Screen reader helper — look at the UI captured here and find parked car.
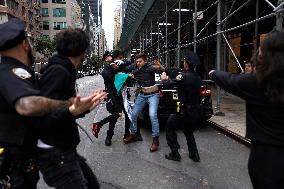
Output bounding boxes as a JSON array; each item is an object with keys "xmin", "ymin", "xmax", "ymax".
[{"xmin": 127, "ymin": 68, "xmax": 213, "ymax": 128}]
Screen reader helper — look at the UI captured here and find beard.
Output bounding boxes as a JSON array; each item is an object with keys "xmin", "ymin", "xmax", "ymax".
[
  {"xmin": 28, "ymin": 48, "xmax": 35, "ymax": 65},
  {"xmin": 81, "ymin": 56, "xmax": 85, "ymax": 64}
]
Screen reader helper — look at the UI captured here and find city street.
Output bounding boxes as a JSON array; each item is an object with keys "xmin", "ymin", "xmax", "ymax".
[{"xmin": 39, "ymin": 75, "xmax": 252, "ymax": 189}]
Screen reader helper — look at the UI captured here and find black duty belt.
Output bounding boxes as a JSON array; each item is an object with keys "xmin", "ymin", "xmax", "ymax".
[
  {"xmin": 38, "ymin": 147, "xmax": 76, "ymax": 159},
  {"xmin": 139, "ymin": 91, "xmax": 159, "ymax": 95},
  {"xmin": 185, "ymin": 105, "xmax": 198, "ymax": 109}
]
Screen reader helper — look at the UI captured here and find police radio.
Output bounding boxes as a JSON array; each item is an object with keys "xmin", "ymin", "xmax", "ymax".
[
  {"xmin": 0, "ymin": 148, "xmax": 5, "ymax": 175},
  {"xmin": 0, "ymin": 147, "xmax": 11, "ymax": 189}
]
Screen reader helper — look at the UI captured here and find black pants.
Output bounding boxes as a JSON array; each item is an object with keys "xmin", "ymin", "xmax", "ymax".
[
  {"xmin": 38, "ymin": 148, "xmax": 100, "ymax": 189},
  {"xmin": 166, "ymin": 110, "xmax": 199, "ymax": 153},
  {"xmin": 1, "ymin": 148, "xmax": 39, "ymax": 189},
  {"xmin": 248, "ymin": 142, "xmax": 284, "ymax": 189},
  {"xmin": 2, "ymin": 169, "xmax": 39, "ymax": 189},
  {"xmin": 98, "ymin": 102, "xmax": 139, "ymax": 138}
]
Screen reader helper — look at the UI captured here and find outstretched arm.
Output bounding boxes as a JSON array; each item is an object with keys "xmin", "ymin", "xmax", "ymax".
[
  {"xmin": 152, "ymin": 60, "xmax": 165, "ymax": 73},
  {"xmin": 15, "ymin": 96, "xmax": 71, "ymax": 117}
]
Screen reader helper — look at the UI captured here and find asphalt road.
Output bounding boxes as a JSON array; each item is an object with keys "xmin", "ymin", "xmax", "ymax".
[{"xmin": 38, "ymin": 75, "xmax": 252, "ymax": 189}]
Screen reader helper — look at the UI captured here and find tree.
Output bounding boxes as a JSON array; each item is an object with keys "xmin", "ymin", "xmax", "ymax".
[
  {"xmin": 90, "ymin": 54, "xmax": 103, "ymax": 72},
  {"xmin": 113, "ymin": 45, "xmax": 122, "ymax": 51},
  {"xmin": 34, "ymin": 36, "xmax": 56, "ymax": 58}
]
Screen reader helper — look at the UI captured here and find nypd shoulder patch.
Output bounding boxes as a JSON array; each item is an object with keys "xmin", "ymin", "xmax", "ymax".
[
  {"xmin": 176, "ymin": 74, "xmax": 183, "ymax": 81},
  {"xmin": 12, "ymin": 68, "xmax": 32, "ymax": 79}
]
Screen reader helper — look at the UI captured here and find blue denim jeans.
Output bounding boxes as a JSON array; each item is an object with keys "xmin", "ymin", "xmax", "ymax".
[{"xmin": 130, "ymin": 93, "xmax": 160, "ymax": 137}]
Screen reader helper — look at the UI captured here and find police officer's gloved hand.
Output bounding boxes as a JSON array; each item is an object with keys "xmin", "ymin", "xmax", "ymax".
[{"xmin": 114, "ymin": 60, "xmax": 125, "ymax": 66}]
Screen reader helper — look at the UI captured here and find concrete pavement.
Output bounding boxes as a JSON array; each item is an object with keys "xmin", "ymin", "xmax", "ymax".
[{"xmin": 38, "ymin": 75, "xmax": 252, "ymax": 189}]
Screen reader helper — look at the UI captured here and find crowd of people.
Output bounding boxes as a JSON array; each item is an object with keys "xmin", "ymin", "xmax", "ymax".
[{"xmin": 0, "ymin": 18, "xmax": 283, "ymax": 189}]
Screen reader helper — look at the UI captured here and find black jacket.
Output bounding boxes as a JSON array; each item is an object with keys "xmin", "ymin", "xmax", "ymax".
[
  {"xmin": 37, "ymin": 55, "xmax": 80, "ymax": 149},
  {"xmin": 101, "ymin": 64, "xmax": 123, "ymax": 113},
  {"xmin": 128, "ymin": 63, "xmax": 163, "ymax": 87},
  {"xmin": 162, "ymin": 70, "xmax": 202, "ymax": 106},
  {"xmin": 211, "ymin": 71, "xmax": 284, "ymax": 146}
]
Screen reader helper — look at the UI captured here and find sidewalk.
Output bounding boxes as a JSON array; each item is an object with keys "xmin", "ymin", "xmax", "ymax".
[{"xmin": 209, "ymin": 89, "xmax": 249, "ymax": 141}]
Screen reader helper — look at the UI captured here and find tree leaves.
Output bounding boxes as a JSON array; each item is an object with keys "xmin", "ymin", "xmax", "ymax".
[{"xmin": 34, "ymin": 36, "xmax": 56, "ymax": 58}]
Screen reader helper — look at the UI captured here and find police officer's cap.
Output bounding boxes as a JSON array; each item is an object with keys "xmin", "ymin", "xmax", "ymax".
[
  {"xmin": 184, "ymin": 51, "xmax": 201, "ymax": 66},
  {"xmin": 0, "ymin": 18, "xmax": 26, "ymax": 51},
  {"xmin": 102, "ymin": 51, "xmax": 113, "ymax": 61}
]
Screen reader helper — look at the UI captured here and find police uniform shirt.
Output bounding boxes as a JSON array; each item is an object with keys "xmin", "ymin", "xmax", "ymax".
[
  {"xmin": 0, "ymin": 56, "xmax": 40, "ymax": 113},
  {"xmin": 0, "ymin": 56, "xmax": 39, "ymax": 147},
  {"xmin": 162, "ymin": 70, "xmax": 202, "ymax": 106}
]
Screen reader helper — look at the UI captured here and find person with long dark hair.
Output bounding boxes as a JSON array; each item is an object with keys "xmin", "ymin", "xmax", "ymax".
[{"xmin": 209, "ymin": 31, "xmax": 284, "ymax": 189}]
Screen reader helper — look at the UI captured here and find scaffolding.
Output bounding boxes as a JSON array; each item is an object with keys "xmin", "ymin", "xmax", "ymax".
[{"xmin": 119, "ymin": 0, "xmax": 284, "ymax": 115}]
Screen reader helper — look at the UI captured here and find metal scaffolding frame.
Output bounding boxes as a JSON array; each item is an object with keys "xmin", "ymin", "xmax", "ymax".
[{"xmin": 119, "ymin": 0, "xmax": 284, "ymax": 115}]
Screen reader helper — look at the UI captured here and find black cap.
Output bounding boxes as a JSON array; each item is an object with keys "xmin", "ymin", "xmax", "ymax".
[
  {"xmin": 0, "ymin": 18, "xmax": 26, "ymax": 51},
  {"xmin": 102, "ymin": 51, "xmax": 113, "ymax": 61},
  {"xmin": 184, "ymin": 51, "xmax": 201, "ymax": 66}
]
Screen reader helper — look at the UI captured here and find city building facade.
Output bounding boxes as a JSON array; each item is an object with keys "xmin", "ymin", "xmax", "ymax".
[
  {"xmin": 113, "ymin": 4, "xmax": 122, "ymax": 47},
  {"xmin": 41, "ymin": 0, "xmax": 82, "ymax": 38},
  {"xmin": 0, "ymin": 0, "xmax": 41, "ymax": 38},
  {"xmin": 98, "ymin": 28, "xmax": 106, "ymax": 56},
  {"xmin": 82, "ymin": 0, "xmax": 98, "ymax": 25}
]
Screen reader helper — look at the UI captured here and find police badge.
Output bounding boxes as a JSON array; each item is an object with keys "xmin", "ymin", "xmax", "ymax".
[{"xmin": 12, "ymin": 68, "xmax": 32, "ymax": 79}]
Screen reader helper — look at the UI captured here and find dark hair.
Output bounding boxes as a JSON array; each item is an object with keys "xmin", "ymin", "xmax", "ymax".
[
  {"xmin": 55, "ymin": 28, "xmax": 90, "ymax": 57},
  {"xmin": 255, "ymin": 31, "xmax": 284, "ymax": 103},
  {"xmin": 112, "ymin": 50, "xmax": 124, "ymax": 59},
  {"xmin": 135, "ymin": 53, "xmax": 147, "ymax": 61}
]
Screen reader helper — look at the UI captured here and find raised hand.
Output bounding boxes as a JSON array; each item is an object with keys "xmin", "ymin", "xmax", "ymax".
[
  {"xmin": 69, "ymin": 89, "xmax": 108, "ymax": 116},
  {"xmin": 89, "ymin": 90, "xmax": 108, "ymax": 110}
]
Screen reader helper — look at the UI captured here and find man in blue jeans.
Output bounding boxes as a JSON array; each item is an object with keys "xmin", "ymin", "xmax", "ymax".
[{"xmin": 123, "ymin": 53, "xmax": 165, "ymax": 152}]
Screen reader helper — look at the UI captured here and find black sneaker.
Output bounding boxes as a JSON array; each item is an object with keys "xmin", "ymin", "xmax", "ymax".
[
  {"xmin": 165, "ymin": 151, "xmax": 181, "ymax": 162},
  {"xmin": 105, "ymin": 136, "xmax": 112, "ymax": 146},
  {"xmin": 189, "ymin": 150, "xmax": 200, "ymax": 162}
]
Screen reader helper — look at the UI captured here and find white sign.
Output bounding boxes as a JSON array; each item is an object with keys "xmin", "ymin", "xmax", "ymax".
[{"xmin": 193, "ymin": 11, "xmax": 204, "ymax": 20}]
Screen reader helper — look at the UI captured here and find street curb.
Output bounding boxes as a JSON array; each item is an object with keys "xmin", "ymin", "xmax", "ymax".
[{"xmin": 207, "ymin": 120, "xmax": 251, "ymax": 147}]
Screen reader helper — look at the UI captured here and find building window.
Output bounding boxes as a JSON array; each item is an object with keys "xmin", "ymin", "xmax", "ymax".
[
  {"xmin": 43, "ymin": 21, "xmax": 49, "ymax": 30},
  {"xmin": 42, "ymin": 8, "xmax": 49, "ymax": 17},
  {"xmin": 28, "ymin": 11, "xmax": 33, "ymax": 21},
  {"xmin": 6, "ymin": 0, "xmax": 19, "ymax": 11},
  {"xmin": 29, "ymin": 24, "xmax": 33, "ymax": 32},
  {"xmin": 42, "ymin": 0, "xmax": 48, "ymax": 3},
  {"xmin": 53, "ymin": 22, "xmax": 66, "ymax": 30},
  {"xmin": 53, "ymin": 8, "xmax": 66, "ymax": 17},
  {"xmin": 52, "ymin": 0, "xmax": 66, "ymax": 4},
  {"xmin": 27, "ymin": 0, "xmax": 32, "ymax": 8}
]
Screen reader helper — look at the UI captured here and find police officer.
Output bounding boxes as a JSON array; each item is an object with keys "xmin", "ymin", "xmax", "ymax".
[
  {"xmin": 0, "ymin": 19, "xmax": 85, "ymax": 189},
  {"xmin": 161, "ymin": 52, "xmax": 202, "ymax": 162},
  {"xmin": 37, "ymin": 28, "xmax": 107, "ymax": 189}
]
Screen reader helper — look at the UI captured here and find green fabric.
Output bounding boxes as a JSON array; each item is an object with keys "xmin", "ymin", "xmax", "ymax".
[{"xmin": 114, "ymin": 73, "xmax": 129, "ymax": 94}]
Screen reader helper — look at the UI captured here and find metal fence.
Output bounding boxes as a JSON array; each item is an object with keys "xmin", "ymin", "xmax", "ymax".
[{"xmin": 119, "ymin": 0, "xmax": 284, "ymax": 114}]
